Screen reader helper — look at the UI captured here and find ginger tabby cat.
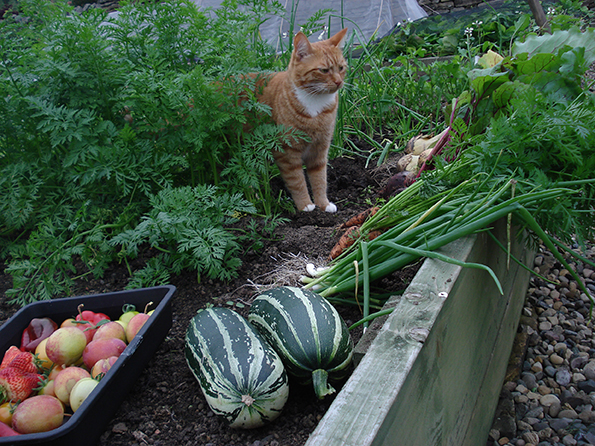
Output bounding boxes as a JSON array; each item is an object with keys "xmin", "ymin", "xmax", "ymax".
[{"xmin": 254, "ymin": 28, "xmax": 348, "ymax": 212}]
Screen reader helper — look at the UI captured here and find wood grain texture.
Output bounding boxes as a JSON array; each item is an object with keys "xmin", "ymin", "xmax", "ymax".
[{"xmin": 307, "ymin": 219, "xmax": 533, "ymax": 446}]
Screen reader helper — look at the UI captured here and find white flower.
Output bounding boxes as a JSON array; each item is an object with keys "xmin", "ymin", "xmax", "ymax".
[
  {"xmin": 473, "ymin": 20, "xmax": 483, "ymax": 26},
  {"xmin": 464, "ymin": 27, "xmax": 474, "ymax": 37},
  {"xmin": 547, "ymin": 6, "xmax": 557, "ymax": 15},
  {"xmin": 317, "ymin": 25, "xmax": 328, "ymax": 40}
]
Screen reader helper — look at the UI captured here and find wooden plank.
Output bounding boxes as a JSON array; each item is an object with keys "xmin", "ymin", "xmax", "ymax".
[{"xmin": 306, "ymin": 219, "xmax": 533, "ymax": 446}]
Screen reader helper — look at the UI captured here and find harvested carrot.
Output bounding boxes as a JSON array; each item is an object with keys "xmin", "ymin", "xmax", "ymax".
[
  {"xmin": 367, "ymin": 230, "xmax": 383, "ymax": 241},
  {"xmin": 329, "ymin": 227, "xmax": 385, "ymax": 260},
  {"xmin": 329, "ymin": 226, "xmax": 360, "ymax": 260},
  {"xmin": 331, "ymin": 207, "xmax": 385, "ymax": 259},
  {"xmin": 340, "ymin": 207, "xmax": 380, "ymax": 229}
]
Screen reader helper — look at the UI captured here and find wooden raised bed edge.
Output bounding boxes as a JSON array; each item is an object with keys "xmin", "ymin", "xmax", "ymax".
[{"xmin": 307, "ymin": 218, "xmax": 534, "ymax": 446}]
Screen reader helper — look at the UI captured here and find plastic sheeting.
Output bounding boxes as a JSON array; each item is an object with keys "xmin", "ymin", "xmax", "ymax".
[{"xmin": 192, "ymin": 0, "xmax": 427, "ymax": 48}]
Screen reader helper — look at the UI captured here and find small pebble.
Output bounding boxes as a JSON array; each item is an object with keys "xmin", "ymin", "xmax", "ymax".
[
  {"xmin": 572, "ymin": 372, "xmax": 586, "ymax": 383},
  {"xmin": 556, "ymin": 369, "xmax": 572, "ymax": 386},
  {"xmin": 522, "ymin": 432, "xmax": 539, "ymax": 444},
  {"xmin": 524, "ymin": 374, "xmax": 539, "ymax": 389},
  {"xmin": 549, "ymin": 401, "xmax": 561, "ymax": 417},
  {"xmin": 539, "ymin": 394, "xmax": 560, "ymax": 407},
  {"xmin": 557, "ymin": 409, "xmax": 578, "ymax": 419},
  {"xmin": 539, "ymin": 321, "xmax": 552, "ymax": 331},
  {"xmin": 550, "ymin": 354, "xmax": 564, "ymax": 365},
  {"xmin": 578, "ymin": 379, "xmax": 595, "ymax": 393},
  {"xmin": 583, "ymin": 361, "xmax": 595, "ymax": 380}
]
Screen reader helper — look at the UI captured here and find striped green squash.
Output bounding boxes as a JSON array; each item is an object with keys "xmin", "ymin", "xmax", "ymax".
[
  {"xmin": 184, "ymin": 307, "xmax": 289, "ymax": 429},
  {"xmin": 248, "ymin": 286, "xmax": 353, "ymax": 399}
]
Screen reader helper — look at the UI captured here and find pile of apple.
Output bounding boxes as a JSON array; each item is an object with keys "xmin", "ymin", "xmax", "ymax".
[{"xmin": 0, "ymin": 303, "xmax": 153, "ymax": 436}]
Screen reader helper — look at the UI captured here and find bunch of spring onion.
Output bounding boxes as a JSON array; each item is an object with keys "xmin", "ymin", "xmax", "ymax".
[{"xmin": 302, "ymin": 160, "xmax": 595, "ymax": 328}]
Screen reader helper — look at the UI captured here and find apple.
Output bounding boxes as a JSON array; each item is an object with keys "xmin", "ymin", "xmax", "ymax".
[
  {"xmin": 125, "ymin": 313, "xmax": 150, "ymax": 343},
  {"xmin": 60, "ymin": 318, "xmax": 78, "ymax": 328},
  {"xmin": 60, "ymin": 317, "xmax": 96, "ymax": 343},
  {"xmin": 92, "ymin": 321, "xmax": 127, "ymax": 343},
  {"xmin": 118, "ymin": 309, "xmax": 138, "ymax": 326},
  {"xmin": 69, "ymin": 377, "xmax": 99, "ymax": 412},
  {"xmin": 47, "ymin": 363, "xmax": 66, "ymax": 381},
  {"xmin": 116, "ymin": 320, "xmax": 128, "ymax": 331},
  {"xmin": 54, "ymin": 366, "xmax": 91, "ymax": 406},
  {"xmin": 11, "ymin": 395, "xmax": 64, "ymax": 434},
  {"xmin": 35, "ymin": 337, "xmax": 54, "ymax": 370},
  {"xmin": 37, "ymin": 379, "xmax": 56, "ymax": 398},
  {"xmin": 82, "ymin": 338, "xmax": 126, "ymax": 369},
  {"xmin": 91, "ymin": 356, "xmax": 118, "ymax": 379},
  {"xmin": 45, "ymin": 327, "xmax": 88, "ymax": 366}
]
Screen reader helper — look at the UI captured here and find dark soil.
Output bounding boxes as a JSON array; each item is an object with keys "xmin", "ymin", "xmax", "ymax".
[{"xmin": 0, "ymin": 153, "xmax": 421, "ymax": 446}]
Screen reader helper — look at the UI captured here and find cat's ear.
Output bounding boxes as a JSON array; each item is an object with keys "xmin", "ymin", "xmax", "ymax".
[
  {"xmin": 293, "ymin": 32, "xmax": 314, "ymax": 61},
  {"xmin": 327, "ymin": 28, "xmax": 348, "ymax": 49}
]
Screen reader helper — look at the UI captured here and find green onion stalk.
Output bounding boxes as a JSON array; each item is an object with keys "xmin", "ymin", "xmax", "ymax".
[{"xmin": 303, "ymin": 164, "xmax": 595, "ymax": 327}]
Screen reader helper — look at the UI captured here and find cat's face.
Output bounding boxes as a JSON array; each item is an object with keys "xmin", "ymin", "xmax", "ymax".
[{"xmin": 289, "ymin": 29, "xmax": 348, "ymax": 95}]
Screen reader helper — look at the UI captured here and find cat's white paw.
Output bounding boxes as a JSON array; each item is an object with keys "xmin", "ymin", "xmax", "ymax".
[
  {"xmin": 302, "ymin": 204, "xmax": 316, "ymax": 212},
  {"xmin": 324, "ymin": 203, "xmax": 337, "ymax": 213}
]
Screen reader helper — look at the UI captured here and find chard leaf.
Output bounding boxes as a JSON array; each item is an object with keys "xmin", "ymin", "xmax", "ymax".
[
  {"xmin": 470, "ymin": 72, "xmax": 509, "ymax": 100},
  {"xmin": 513, "ymin": 52, "xmax": 559, "ymax": 75},
  {"xmin": 512, "ymin": 27, "xmax": 595, "ymax": 66},
  {"xmin": 492, "ymin": 81, "xmax": 522, "ymax": 109}
]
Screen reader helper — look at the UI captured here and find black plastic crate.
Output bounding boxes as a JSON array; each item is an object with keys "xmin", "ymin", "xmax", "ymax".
[{"xmin": 0, "ymin": 285, "xmax": 176, "ymax": 445}]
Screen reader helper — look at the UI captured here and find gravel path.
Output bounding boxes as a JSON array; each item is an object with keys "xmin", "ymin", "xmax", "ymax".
[{"xmin": 488, "ymin": 241, "xmax": 595, "ymax": 446}]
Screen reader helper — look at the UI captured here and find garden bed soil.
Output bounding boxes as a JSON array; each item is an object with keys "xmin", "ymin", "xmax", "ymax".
[{"xmin": 0, "ymin": 152, "xmax": 421, "ymax": 446}]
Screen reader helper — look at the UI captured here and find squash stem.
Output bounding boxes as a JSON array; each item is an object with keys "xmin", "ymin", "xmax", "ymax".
[{"xmin": 312, "ymin": 369, "xmax": 336, "ymax": 399}]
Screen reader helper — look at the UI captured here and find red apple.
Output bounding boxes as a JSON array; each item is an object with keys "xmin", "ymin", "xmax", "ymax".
[
  {"xmin": 125, "ymin": 313, "xmax": 150, "ymax": 343},
  {"xmin": 92, "ymin": 321, "xmax": 127, "ymax": 343},
  {"xmin": 82, "ymin": 338, "xmax": 126, "ymax": 369},
  {"xmin": 54, "ymin": 366, "xmax": 90, "ymax": 405},
  {"xmin": 45, "ymin": 327, "xmax": 88, "ymax": 366},
  {"xmin": 12, "ymin": 395, "xmax": 64, "ymax": 434},
  {"xmin": 91, "ymin": 356, "xmax": 119, "ymax": 379}
]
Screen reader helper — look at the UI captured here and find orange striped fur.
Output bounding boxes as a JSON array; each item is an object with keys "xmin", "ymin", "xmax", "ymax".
[{"xmin": 253, "ymin": 28, "xmax": 348, "ymax": 212}]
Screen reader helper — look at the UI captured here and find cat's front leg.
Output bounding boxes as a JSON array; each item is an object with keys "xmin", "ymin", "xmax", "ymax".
[
  {"xmin": 288, "ymin": 172, "xmax": 316, "ymax": 212},
  {"xmin": 305, "ymin": 160, "xmax": 337, "ymax": 213},
  {"xmin": 275, "ymin": 158, "xmax": 316, "ymax": 211}
]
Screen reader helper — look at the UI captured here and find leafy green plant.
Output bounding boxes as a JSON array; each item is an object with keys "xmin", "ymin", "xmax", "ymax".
[
  {"xmin": 1, "ymin": 0, "xmax": 593, "ymax": 308},
  {"xmin": 336, "ymin": 38, "xmax": 469, "ymax": 156},
  {"xmin": 5, "ymin": 202, "xmax": 133, "ymax": 305},
  {"xmin": 111, "ymin": 185, "xmax": 256, "ymax": 285},
  {"xmin": 0, "ymin": 0, "xmax": 293, "ymax": 303},
  {"xmin": 306, "ymin": 25, "xmax": 595, "ymax": 326}
]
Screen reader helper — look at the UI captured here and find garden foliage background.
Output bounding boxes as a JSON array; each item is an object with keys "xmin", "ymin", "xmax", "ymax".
[{"xmin": 0, "ymin": 0, "xmax": 594, "ymax": 310}]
